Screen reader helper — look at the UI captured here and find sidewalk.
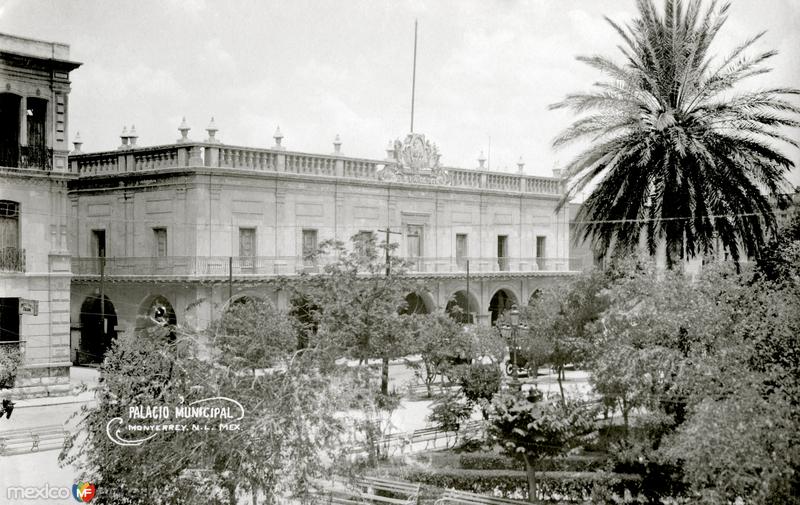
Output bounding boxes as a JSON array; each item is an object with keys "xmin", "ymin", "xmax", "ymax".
[{"xmin": 13, "ymin": 366, "xmax": 99, "ymax": 409}]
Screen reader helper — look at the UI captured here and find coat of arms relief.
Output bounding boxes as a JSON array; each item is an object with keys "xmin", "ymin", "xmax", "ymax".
[{"xmin": 378, "ymin": 133, "xmax": 450, "ymax": 184}]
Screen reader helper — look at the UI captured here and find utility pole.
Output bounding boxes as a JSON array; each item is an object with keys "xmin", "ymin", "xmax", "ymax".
[
  {"xmin": 228, "ymin": 256, "xmax": 233, "ymax": 302},
  {"xmin": 465, "ymin": 259, "xmax": 470, "ymax": 323},
  {"xmin": 375, "ymin": 226, "xmax": 403, "ymax": 396},
  {"xmin": 377, "ymin": 227, "xmax": 403, "ymax": 276}
]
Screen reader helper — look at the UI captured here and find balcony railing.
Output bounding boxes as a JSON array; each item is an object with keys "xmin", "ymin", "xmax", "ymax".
[
  {"xmin": 0, "ymin": 144, "xmax": 52, "ymax": 170},
  {"xmin": 0, "ymin": 247, "xmax": 25, "ymax": 272},
  {"xmin": 71, "ymin": 255, "xmax": 583, "ymax": 277},
  {"xmin": 70, "ymin": 143, "xmax": 563, "ymax": 195}
]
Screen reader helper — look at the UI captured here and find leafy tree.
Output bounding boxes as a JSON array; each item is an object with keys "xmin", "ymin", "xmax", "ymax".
[
  {"xmin": 406, "ymin": 313, "xmax": 469, "ymax": 397},
  {"xmin": 60, "ymin": 324, "xmax": 359, "ymax": 504},
  {"xmin": 428, "ymin": 392, "xmax": 473, "ymax": 446},
  {"xmin": 585, "ymin": 257, "xmax": 800, "ymax": 502},
  {"xmin": 214, "ymin": 297, "xmax": 296, "ymax": 373},
  {"xmin": 289, "ymin": 234, "xmax": 416, "ymax": 395},
  {"xmin": 488, "ymin": 390, "xmax": 597, "ymax": 502},
  {"xmin": 552, "ymin": 0, "xmax": 800, "ymax": 267},
  {"xmin": 454, "ymin": 363, "xmax": 502, "ymax": 419}
]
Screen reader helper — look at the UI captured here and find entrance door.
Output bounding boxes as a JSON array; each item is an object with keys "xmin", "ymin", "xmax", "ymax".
[{"xmin": 0, "ymin": 297, "xmax": 19, "ymax": 343}]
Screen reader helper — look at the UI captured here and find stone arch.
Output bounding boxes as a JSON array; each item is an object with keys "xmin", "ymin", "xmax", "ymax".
[
  {"xmin": 78, "ymin": 294, "xmax": 118, "ymax": 365},
  {"xmin": 220, "ymin": 293, "xmax": 270, "ymax": 316},
  {"xmin": 489, "ymin": 288, "xmax": 519, "ymax": 326},
  {"xmin": 137, "ymin": 294, "xmax": 178, "ymax": 341},
  {"xmin": 445, "ymin": 289, "xmax": 480, "ymax": 324},
  {"xmin": 400, "ymin": 291, "xmax": 435, "ymax": 315}
]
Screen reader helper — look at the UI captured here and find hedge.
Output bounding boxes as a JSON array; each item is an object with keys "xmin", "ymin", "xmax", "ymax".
[
  {"xmin": 396, "ymin": 467, "xmax": 641, "ymax": 502},
  {"xmin": 458, "ymin": 453, "xmax": 606, "ymax": 472}
]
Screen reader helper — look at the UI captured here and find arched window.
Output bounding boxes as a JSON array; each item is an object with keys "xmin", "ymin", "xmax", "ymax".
[{"xmin": 0, "ymin": 93, "xmax": 21, "ymax": 168}]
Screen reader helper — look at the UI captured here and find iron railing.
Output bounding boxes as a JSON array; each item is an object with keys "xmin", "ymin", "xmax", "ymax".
[
  {"xmin": 0, "ymin": 145, "xmax": 52, "ymax": 170},
  {"xmin": 71, "ymin": 255, "xmax": 584, "ymax": 277},
  {"xmin": 0, "ymin": 247, "xmax": 25, "ymax": 272}
]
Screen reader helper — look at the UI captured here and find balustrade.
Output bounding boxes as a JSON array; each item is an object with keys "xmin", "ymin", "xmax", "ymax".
[{"xmin": 70, "ymin": 142, "xmax": 563, "ymax": 196}]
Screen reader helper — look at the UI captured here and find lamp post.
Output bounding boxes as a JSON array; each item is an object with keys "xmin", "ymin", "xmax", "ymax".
[{"xmin": 500, "ymin": 303, "xmax": 526, "ymax": 391}]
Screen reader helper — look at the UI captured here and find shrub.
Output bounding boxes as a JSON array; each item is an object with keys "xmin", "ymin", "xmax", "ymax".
[
  {"xmin": 428, "ymin": 392, "xmax": 472, "ymax": 432},
  {"xmin": 458, "ymin": 452, "xmax": 604, "ymax": 472},
  {"xmin": 456, "ymin": 363, "xmax": 502, "ymax": 418},
  {"xmin": 396, "ymin": 467, "xmax": 641, "ymax": 502},
  {"xmin": 0, "ymin": 344, "xmax": 23, "ymax": 389}
]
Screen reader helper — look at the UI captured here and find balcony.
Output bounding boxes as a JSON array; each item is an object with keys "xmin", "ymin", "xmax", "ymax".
[
  {"xmin": 0, "ymin": 145, "xmax": 52, "ymax": 170},
  {"xmin": 0, "ymin": 247, "xmax": 25, "ymax": 272},
  {"xmin": 71, "ymin": 255, "xmax": 584, "ymax": 279}
]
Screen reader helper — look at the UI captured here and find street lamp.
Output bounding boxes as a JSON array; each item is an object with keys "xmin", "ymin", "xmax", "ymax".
[{"xmin": 500, "ymin": 303, "xmax": 527, "ymax": 390}]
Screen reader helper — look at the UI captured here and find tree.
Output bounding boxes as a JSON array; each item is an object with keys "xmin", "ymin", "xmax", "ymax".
[
  {"xmin": 406, "ymin": 313, "xmax": 469, "ymax": 397},
  {"xmin": 552, "ymin": 0, "xmax": 800, "ymax": 267},
  {"xmin": 289, "ymin": 234, "xmax": 416, "ymax": 396},
  {"xmin": 488, "ymin": 391, "xmax": 597, "ymax": 502},
  {"xmin": 60, "ymin": 324, "xmax": 359, "ymax": 504},
  {"xmin": 214, "ymin": 297, "xmax": 296, "ymax": 373}
]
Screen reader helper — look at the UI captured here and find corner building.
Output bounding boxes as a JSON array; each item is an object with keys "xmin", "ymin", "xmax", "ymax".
[
  {"xmin": 0, "ymin": 33, "xmax": 81, "ymax": 395},
  {"xmin": 68, "ymin": 125, "xmax": 583, "ymax": 363}
]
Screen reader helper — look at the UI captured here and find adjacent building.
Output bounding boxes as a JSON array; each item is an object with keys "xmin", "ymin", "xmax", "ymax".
[{"xmin": 0, "ymin": 33, "xmax": 81, "ymax": 395}]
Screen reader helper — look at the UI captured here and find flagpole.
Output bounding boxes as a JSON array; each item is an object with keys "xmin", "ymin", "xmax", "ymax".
[{"xmin": 410, "ymin": 19, "xmax": 418, "ymax": 133}]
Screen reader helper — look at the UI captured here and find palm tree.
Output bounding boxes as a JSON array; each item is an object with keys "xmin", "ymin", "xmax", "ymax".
[{"xmin": 552, "ymin": 0, "xmax": 800, "ymax": 267}]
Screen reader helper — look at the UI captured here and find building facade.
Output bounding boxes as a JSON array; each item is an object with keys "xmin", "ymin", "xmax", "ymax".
[
  {"xmin": 67, "ymin": 126, "xmax": 580, "ymax": 364},
  {"xmin": 0, "ymin": 33, "xmax": 81, "ymax": 395}
]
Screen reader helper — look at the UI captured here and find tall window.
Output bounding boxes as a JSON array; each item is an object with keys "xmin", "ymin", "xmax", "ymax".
[
  {"xmin": 239, "ymin": 228, "xmax": 256, "ymax": 257},
  {"xmin": 497, "ymin": 235, "xmax": 508, "ymax": 271},
  {"xmin": 91, "ymin": 229, "xmax": 106, "ymax": 258},
  {"xmin": 153, "ymin": 228, "xmax": 167, "ymax": 257},
  {"xmin": 536, "ymin": 235, "xmax": 546, "ymax": 270},
  {"xmin": 0, "ymin": 201, "xmax": 21, "ymax": 271},
  {"xmin": 0, "ymin": 93, "xmax": 21, "ymax": 168},
  {"xmin": 239, "ymin": 228, "xmax": 256, "ymax": 271},
  {"xmin": 456, "ymin": 233, "xmax": 468, "ymax": 270},
  {"xmin": 406, "ymin": 225, "xmax": 423, "ymax": 271},
  {"xmin": 302, "ymin": 229, "xmax": 318, "ymax": 266}
]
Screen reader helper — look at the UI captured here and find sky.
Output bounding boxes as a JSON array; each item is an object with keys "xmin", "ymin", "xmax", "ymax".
[{"xmin": 1, "ymin": 0, "xmax": 799, "ymax": 185}]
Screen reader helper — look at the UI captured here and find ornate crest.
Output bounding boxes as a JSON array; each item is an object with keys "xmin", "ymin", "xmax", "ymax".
[{"xmin": 378, "ymin": 133, "xmax": 449, "ymax": 185}]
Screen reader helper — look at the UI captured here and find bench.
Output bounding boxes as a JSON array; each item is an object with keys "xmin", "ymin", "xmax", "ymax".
[
  {"xmin": 0, "ymin": 424, "xmax": 70, "ymax": 456},
  {"xmin": 315, "ymin": 476, "xmax": 420, "ymax": 505},
  {"xmin": 435, "ymin": 489, "xmax": 527, "ymax": 505}
]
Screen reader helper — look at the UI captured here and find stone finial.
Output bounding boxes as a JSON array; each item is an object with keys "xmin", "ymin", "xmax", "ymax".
[
  {"xmin": 552, "ymin": 168, "xmax": 564, "ymax": 179},
  {"xmin": 385, "ymin": 140, "xmax": 395, "ymax": 160},
  {"xmin": 119, "ymin": 126, "xmax": 129, "ymax": 150},
  {"xmin": 71, "ymin": 132, "xmax": 83, "ymax": 154},
  {"xmin": 273, "ymin": 126, "xmax": 285, "ymax": 150},
  {"xmin": 128, "ymin": 124, "xmax": 138, "ymax": 147},
  {"xmin": 333, "ymin": 134, "xmax": 342, "ymax": 154},
  {"xmin": 477, "ymin": 150, "xmax": 486, "ymax": 169},
  {"xmin": 206, "ymin": 117, "xmax": 219, "ymax": 143},
  {"xmin": 517, "ymin": 156, "xmax": 525, "ymax": 173},
  {"xmin": 177, "ymin": 117, "xmax": 191, "ymax": 143}
]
